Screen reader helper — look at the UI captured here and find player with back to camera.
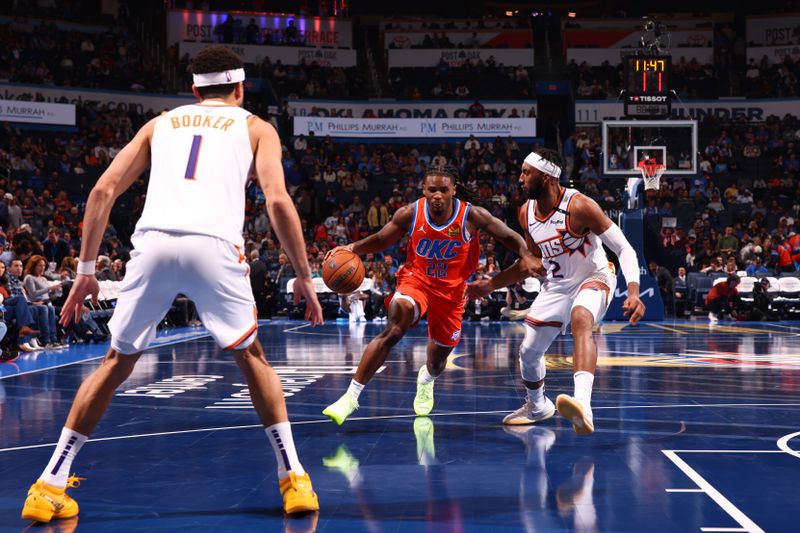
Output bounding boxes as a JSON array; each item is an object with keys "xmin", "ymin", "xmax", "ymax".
[
  {"xmin": 322, "ymin": 164, "xmax": 543, "ymax": 425},
  {"xmin": 21, "ymin": 45, "xmax": 323, "ymax": 523},
  {"xmin": 467, "ymin": 149, "xmax": 645, "ymax": 434}
]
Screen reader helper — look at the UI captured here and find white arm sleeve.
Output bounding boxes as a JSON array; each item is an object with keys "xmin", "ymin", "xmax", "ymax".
[{"xmin": 599, "ymin": 223, "xmax": 640, "ymax": 286}]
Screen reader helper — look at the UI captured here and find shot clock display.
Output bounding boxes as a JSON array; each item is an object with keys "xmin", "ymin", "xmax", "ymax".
[
  {"xmin": 625, "ymin": 55, "xmax": 670, "ymax": 96},
  {"xmin": 623, "ymin": 55, "xmax": 672, "ymax": 118}
]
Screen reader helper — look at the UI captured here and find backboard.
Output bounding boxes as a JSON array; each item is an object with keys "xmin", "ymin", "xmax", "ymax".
[{"xmin": 601, "ymin": 120, "xmax": 697, "ymax": 176}]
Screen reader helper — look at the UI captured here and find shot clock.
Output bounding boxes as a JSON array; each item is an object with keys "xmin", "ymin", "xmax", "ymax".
[{"xmin": 623, "ymin": 55, "xmax": 672, "ymax": 118}]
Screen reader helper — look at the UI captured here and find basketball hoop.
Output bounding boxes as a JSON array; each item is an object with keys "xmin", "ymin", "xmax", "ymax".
[{"xmin": 639, "ymin": 163, "xmax": 666, "ymax": 191}]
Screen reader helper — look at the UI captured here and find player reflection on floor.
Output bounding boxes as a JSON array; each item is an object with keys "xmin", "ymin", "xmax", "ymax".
[
  {"xmin": 323, "ymin": 418, "xmax": 464, "ymax": 532},
  {"xmin": 504, "ymin": 426, "xmax": 597, "ymax": 533}
]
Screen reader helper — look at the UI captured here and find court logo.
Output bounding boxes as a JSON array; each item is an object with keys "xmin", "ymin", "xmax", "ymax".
[{"xmin": 117, "ymin": 375, "xmax": 224, "ymax": 399}]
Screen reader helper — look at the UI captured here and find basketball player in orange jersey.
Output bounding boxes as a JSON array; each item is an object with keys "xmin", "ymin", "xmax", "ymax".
[
  {"xmin": 322, "ymin": 164, "xmax": 543, "ymax": 425},
  {"xmin": 468, "ymin": 149, "xmax": 645, "ymax": 435},
  {"xmin": 21, "ymin": 46, "xmax": 322, "ymax": 523}
]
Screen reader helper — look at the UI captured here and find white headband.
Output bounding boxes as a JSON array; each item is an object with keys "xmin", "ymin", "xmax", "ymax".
[
  {"xmin": 524, "ymin": 152, "xmax": 562, "ymax": 178},
  {"xmin": 192, "ymin": 68, "xmax": 245, "ymax": 87}
]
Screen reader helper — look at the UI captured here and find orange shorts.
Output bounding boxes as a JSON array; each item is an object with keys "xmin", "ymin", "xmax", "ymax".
[{"xmin": 391, "ymin": 276, "xmax": 464, "ymax": 347}]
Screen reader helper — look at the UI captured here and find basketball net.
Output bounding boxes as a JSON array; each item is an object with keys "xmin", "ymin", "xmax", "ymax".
[{"xmin": 639, "ymin": 163, "xmax": 666, "ymax": 191}]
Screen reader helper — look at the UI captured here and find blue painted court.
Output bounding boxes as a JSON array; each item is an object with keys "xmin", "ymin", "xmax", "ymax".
[{"xmin": 2, "ymin": 320, "xmax": 799, "ymax": 532}]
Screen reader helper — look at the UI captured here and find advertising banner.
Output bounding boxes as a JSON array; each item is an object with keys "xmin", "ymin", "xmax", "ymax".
[
  {"xmin": 746, "ymin": 45, "xmax": 800, "ymax": 64},
  {"xmin": 293, "ymin": 117, "xmax": 536, "ymax": 138},
  {"xmin": 575, "ymin": 98, "xmax": 800, "ymax": 124},
  {"xmin": 0, "ymin": 83, "xmax": 194, "ymax": 114},
  {"xmin": 287, "ymin": 99, "xmax": 537, "ymax": 119},
  {"xmin": 562, "ymin": 18, "xmax": 711, "ymax": 30},
  {"xmin": 167, "ymin": 9, "xmax": 353, "ymax": 48},
  {"xmin": 567, "ymin": 47, "xmax": 712, "ymax": 67},
  {"xmin": 0, "ymin": 100, "xmax": 75, "ymax": 125},
  {"xmin": 746, "ymin": 14, "xmax": 800, "ymax": 46},
  {"xmin": 179, "ymin": 42, "xmax": 356, "ymax": 67},
  {"xmin": 563, "ymin": 29, "xmax": 712, "ymax": 49},
  {"xmin": 387, "ymin": 48, "xmax": 533, "ymax": 68},
  {"xmin": 384, "ymin": 30, "xmax": 531, "ymax": 49}
]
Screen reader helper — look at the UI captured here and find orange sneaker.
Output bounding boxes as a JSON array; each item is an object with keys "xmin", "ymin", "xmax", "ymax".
[
  {"xmin": 279, "ymin": 471, "xmax": 319, "ymax": 514},
  {"xmin": 21, "ymin": 475, "xmax": 84, "ymax": 523}
]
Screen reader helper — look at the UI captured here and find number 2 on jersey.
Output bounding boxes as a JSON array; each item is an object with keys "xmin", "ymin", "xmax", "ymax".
[{"xmin": 184, "ymin": 135, "xmax": 202, "ymax": 180}]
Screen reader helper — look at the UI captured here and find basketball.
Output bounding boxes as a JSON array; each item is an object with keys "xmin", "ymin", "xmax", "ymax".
[{"xmin": 322, "ymin": 249, "xmax": 365, "ymax": 294}]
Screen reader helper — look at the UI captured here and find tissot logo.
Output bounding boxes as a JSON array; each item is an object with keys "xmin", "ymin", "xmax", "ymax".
[{"xmin": 630, "ymin": 95, "xmax": 669, "ymax": 103}]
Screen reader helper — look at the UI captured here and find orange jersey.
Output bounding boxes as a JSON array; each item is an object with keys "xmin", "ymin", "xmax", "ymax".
[{"xmin": 398, "ymin": 197, "xmax": 479, "ymax": 299}]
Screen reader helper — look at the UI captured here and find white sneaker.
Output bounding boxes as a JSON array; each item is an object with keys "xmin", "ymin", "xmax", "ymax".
[
  {"xmin": 29, "ymin": 338, "xmax": 44, "ymax": 350},
  {"xmin": 708, "ymin": 312, "xmax": 719, "ymax": 323},
  {"xmin": 503, "ymin": 396, "xmax": 556, "ymax": 425},
  {"xmin": 556, "ymin": 394, "xmax": 594, "ymax": 435}
]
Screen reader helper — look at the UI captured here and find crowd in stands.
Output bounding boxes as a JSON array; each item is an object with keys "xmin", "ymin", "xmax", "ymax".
[
  {"xmin": 382, "ymin": 17, "xmax": 529, "ymax": 31},
  {"xmin": 0, "ymin": 17, "xmax": 162, "ymax": 92},
  {"xmin": 389, "ymin": 61, "xmax": 534, "ymax": 100},
  {"xmin": 565, "ymin": 111, "xmax": 800, "ymax": 317}
]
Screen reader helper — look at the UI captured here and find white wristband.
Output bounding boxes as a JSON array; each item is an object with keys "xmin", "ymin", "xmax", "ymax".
[{"xmin": 77, "ymin": 260, "xmax": 96, "ymax": 276}]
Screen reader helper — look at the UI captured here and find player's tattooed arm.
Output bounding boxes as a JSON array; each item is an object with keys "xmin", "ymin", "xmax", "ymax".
[{"xmin": 327, "ymin": 204, "xmax": 414, "ymax": 260}]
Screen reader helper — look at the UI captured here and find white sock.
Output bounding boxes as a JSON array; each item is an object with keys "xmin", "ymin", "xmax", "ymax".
[
  {"xmin": 419, "ymin": 365, "xmax": 435, "ymax": 385},
  {"xmin": 40, "ymin": 427, "xmax": 88, "ymax": 488},
  {"xmin": 526, "ymin": 385, "xmax": 545, "ymax": 409},
  {"xmin": 347, "ymin": 379, "xmax": 365, "ymax": 400},
  {"xmin": 574, "ymin": 371, "xmax": 594, "ymax": 409},
  {"xmin": 265, "ymin": 422, "xmax": 305, "ymax": 480}
]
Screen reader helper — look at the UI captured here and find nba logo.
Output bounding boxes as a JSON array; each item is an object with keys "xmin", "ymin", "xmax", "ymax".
[
  {"xmin": 450, "ymin": 330, "xmax": 461, "ymax": 341},
  {"xmin": 225, "ymin": 71, "xmax": 232, "ymax": 81}
]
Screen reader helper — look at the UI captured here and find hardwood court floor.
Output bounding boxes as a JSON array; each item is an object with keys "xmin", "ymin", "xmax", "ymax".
[{"xmin": 2, "ymin": 319, "xmax": 799, "ymax": 532}]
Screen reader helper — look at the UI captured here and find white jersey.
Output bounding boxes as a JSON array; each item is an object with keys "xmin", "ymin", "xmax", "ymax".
[
  {"xmin": 136, "ymin": 103, "xmax": 253, "ymax": 247},
  {"xmin": 523, "ymin": 187, "xmax": 612, "ymax": 286}
]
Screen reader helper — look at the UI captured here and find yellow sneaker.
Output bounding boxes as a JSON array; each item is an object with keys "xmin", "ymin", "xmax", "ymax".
[
  {"xmin": 322, "ymin": 393, "xmax": 359, "ymax": 425},
  {"xmin": 413, "ymin": 366, "xmax": 435, "ymax": 416},
  {"xmin": 280, "ymin": 471, "xmax": 319, "ymax": 515},
  {"xmin": 21, "ymin": 475, "xmax": 84, "ymax": 523}
]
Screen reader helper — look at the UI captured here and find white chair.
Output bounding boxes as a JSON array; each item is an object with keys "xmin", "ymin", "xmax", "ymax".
[
  {"xmin": 738, "ymin": 277, "xmax": 755, "ymax": 293},
  {"xmin": 523, "ymin": 277, "xmax": 541, "ymax": 293},
  {"xmin": 766, "ymin": 277, "xmax": 782, "ymax": 294},
  {"xmin": 357, "ymin": 277, "xmax": 373, "ymax": 292},
  {"xmin": 778, "ymin": 276, "xmax": 800, "ymax": 296}
]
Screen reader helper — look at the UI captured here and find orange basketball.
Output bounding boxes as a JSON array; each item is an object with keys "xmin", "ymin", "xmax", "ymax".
[{"xmin": 322, "ymin": 249, "xmax": 365, "ymax": 294}]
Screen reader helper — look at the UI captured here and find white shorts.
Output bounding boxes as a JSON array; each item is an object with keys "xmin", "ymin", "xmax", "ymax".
[
  {"xmin": 524, "ymin": 269, "xmax": 616, "ymax": 329},
  {"xmin": 108, "ymin": 230, "xmax": 257, "ymax": 354}
]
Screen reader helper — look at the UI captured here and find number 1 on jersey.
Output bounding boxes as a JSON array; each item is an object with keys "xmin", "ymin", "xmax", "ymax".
[{"xmin": 184, "ymin": 135, "xmax": 202, "ymax": 180}]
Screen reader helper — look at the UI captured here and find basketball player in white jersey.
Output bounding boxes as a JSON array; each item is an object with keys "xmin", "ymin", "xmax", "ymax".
[
  {"xmin": 467, "ymin": 149, "xmax": 645, "ymax": 435},
  {"xmin": 21, "ymin": 46, "xmax": 322, "ymax": 523}
]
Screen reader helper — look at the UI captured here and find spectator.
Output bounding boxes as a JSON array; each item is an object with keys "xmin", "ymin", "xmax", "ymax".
[
  {"xmin": 706, "ymin": 274, "xmax": 740, "ymax": 323},
  {"xmin": 43, "ymin": 227, "xmax": 70, "ymax": 268},
  {"xmin": 649, "ymin": 261, "xmax": 675, "ymax": 317},
  {"xmin": 746, "ymin": 256, "xmax": 769, "ymax": 277},
  {"xmin": 673, "ymin": 267, "xmax": 689, "ymax": 317},
  {"xmin": 249, "ymin": 249, "xmax": 268, "ymax": 318},
  {"xmin": 21, "ymin": 255, "xmax": 63, "ymax": 347},
  {"xmin": 95, "ymin": 255, "xmax": 118, "ymax": 281}
]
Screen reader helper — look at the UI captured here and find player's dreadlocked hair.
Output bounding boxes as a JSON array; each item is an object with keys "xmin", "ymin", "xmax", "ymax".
[
  {"xmin": 190, "ymin": 45, "xmax": 244, "ymax": 99},
  {"xmin": 424, "ymin": 164, "xmax": 481, "ymax": 205},
  {"xmin": 535, "ymin": 148, "xmax": 565, "ymax": 177}
]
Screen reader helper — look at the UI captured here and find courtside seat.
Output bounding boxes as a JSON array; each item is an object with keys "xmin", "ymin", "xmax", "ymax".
[
  {"xmin": 738, "ymin": 277, "xmax": 756, "ymax": 293},
  {"xmin": 523, "ymin": 277, "xmax": 541, "ymax": 295},
  {"xmin": 778, "ymin": 277, "xmax": 800, "ymax": 298}
]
